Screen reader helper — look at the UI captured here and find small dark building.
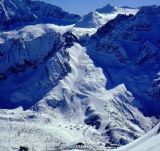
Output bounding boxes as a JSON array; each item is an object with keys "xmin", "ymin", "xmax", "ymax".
[
  {"xmin": 105, "ymin": 143, "xmax": 120, "ymax": 148},
  {"xmin": 76, "ymin": 142, "xmax": 84, "ymax": 147},
  {"xmin": 19, "ymin": 146, "xmax": 29, "ymax": 151}
]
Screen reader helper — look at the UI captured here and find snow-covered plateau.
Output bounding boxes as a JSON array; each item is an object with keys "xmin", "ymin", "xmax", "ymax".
[{"xmin": 0, "ymin": 0, "xmax": 160, "ymax": 151}]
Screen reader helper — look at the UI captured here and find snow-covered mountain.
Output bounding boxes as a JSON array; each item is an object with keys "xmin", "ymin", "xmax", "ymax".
[
  {"xmin": 0, "ymin": 1, "xmax": 159, "ymax": 151},
  {"xmin": 0, "ymin": 0, "xmax": 81, "ymax": 29},
  {"xmin": 74, "ymin": 4, "xmax": 138, "ymax": 28},
  {"xmin": 87, "ymin": 5, "xmax": 160, "ymax": 116}
]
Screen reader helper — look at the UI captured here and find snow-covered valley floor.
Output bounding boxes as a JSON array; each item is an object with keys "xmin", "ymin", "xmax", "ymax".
[{"xmin": 0, "ymin": 108, "xmax": 106, "ymax": 151}]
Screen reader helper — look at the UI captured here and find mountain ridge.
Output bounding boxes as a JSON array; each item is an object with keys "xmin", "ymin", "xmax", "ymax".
[{"xmin": 0, "ymin": 0, "xmax": 81, "ymax": 29}]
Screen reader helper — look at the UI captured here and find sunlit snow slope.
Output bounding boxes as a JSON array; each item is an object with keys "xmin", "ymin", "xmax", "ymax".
[{"xmin": 75, "ymin": 4, "xmax": 138, "ymax": 28}]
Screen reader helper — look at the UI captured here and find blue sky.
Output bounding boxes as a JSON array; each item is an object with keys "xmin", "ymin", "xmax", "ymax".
[{"xmin": 43, "ymin": 0, "xmax": 160, "ymax": 15}]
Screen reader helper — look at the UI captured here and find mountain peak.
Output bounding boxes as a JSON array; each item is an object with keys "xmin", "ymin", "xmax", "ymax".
[
  {"xmin": 75, "ymin": 3, "xmax": 138, "ymax": 28},
  {"xmin": 96, "ymin": 3, "xmax": 116, "ymax": 14}
]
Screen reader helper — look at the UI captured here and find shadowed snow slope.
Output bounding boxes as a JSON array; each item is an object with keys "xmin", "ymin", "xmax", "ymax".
[
  {"xmin": 87, "ymin": 5, "xmax": 160, "ymax": 117},
  {"xmin": 0, "ymin": 24, "xmax": 73, "ymax": 109}
]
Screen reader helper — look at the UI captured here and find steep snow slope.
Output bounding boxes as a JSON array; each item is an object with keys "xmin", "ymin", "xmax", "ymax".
[
  {"xmin": 0, "ymin": 0, "xmax": 81, "ymax": 29},
  {"xmin": 75, "ymin": 4, "xmax": 138, "ymax": 28},
  {"xmin": 36, "ymin": 43, "xmax": 155, "ymax": 144},
  {"xmin": 116, "ymin": 123, "xmax": 160, "ymax": 151}
]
